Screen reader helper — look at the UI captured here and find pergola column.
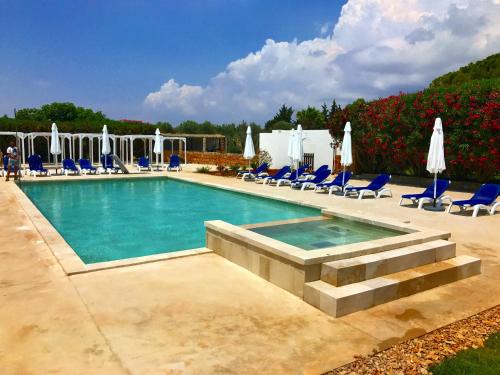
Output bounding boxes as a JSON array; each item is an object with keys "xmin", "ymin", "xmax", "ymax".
[
  {"xmin": 46, "ymin": 136, "xmax": 50, "ymax": 163},
  {"xmin": 202, "ymin": 137, "xmax": 206, "ymax": 152},
  {"xmin": 184, "ymin": 139, "xmax": 187, "ymax": 164}
]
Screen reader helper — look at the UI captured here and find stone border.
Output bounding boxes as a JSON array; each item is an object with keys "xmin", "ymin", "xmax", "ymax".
[
  {"xmin": 207, "ymin": 209, "xmax": 450, "ymax": 266},
  {"xmin": 12, "ymin": 177, "xmax": 212, "ymax": 275},
  {"xmin": 205, "ymin": 210, "xmax": 451, "ymax": 297}
]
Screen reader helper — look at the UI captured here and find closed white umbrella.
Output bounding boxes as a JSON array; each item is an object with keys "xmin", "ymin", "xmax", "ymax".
[
  {"xmin": 153, "ymin": 128, "xmax": 162, "ymax": 170},
  {"xmin": 287, "ymin": 128, "xmax": 296, "ymax": 165},
  {"xmin": 292, "ymin": 124, "xmax": 304, "ymax": 168},
  {"xmin": 243, "ymin": 125, "xmax": 255, "ymax": 169},
  {"xmin": 101, "ymin": 125, "xmax": 111, "ymax": 155},
  {"xmin": 425, "ymin": 117, "xmax": 446, "ymax": 210},
  {"xmin": 340, "ymin": 122, "xmax": 352, "ymax": 188},
  {"xmin": 50, "ymin": 122, "xmax": 61, "ymax": 168}
]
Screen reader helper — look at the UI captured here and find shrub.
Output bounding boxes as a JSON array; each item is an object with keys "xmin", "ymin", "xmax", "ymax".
[
  {"xmin": 195, "ymin": 166, "xmax": 211, "ymax": 173},
  {"xmin": 216, "ymin": 164, "xmax": 228, "ymax": 175},
  {"xmin": 258, "ymin": 150, "xmax": 273, "ymax": 168},
  {"xmin": 229, "ymin": 165, "xmax": 241, "ymax": 172},
  {"xmin": 328, "ymin": 79, "xmax": 500, "ymax": 182}
]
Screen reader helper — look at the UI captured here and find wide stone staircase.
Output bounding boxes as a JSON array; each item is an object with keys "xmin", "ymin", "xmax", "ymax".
[{"xmin": 303, "ymin": 239, "xmax": 481, "ymax": 317}]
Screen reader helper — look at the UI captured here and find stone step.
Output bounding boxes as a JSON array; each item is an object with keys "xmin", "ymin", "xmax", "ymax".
[
  {"xmin": 321, "ymin": 240, "xmax": 456, "ymax": 286},
  {"xmin": 304, "ymin": 255, "xmax": 481, "ymax": 318}
]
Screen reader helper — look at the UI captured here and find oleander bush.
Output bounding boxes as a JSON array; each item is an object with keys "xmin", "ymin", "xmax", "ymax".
[{"xmin": 328, "ymin": 79, "xmax": 500, "ymax": 182}]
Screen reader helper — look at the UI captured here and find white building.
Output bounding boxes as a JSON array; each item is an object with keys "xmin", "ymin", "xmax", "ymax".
[{"xmin": 259, "ymin": 129, "xmax": 336, "ymax": 170}]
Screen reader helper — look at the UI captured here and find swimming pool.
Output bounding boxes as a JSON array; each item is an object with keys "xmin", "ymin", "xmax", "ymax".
[
  {"xmin": 20, "ymin": 178, "xmax": 319, "ymax": 263},
  {"xmin": 249, "ymin": 217, "xmax": 404, "ymax": 250}
]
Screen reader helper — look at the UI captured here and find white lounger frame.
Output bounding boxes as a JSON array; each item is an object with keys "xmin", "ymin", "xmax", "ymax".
[
  {"xmin": 136, "ymin": 164, "xmax": 151, "ymax": 172},
  {"xmin": 344, "ymin": 187, "xmax": 392, "ymax": 199},
  {"xmin": 447, "ymin": 200, "xmax": 500, "ymax": 217},
  {"xmin": 79, "ymin": 167, "xmax": 100, "ymax": 175},
  {"xmin": 399, "ymin": 195, "xmax": 452, "ymax": 209},
  {"xmin": 27, "ymin": 169, "xmax": 51, "ymax": 177},
  {"xmin": 63, "ymin": 167, "xmax": 81, "ymax": 176},
  {"xmin": 241, "ymin": 172, "xmax": 267, "ymax": 181}
]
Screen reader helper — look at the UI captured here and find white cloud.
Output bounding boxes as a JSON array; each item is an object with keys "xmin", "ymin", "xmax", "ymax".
[
  {"xmin": 320, "ymin": 22, "xmax": 331, "ymax": 35},
  {"xmin": 144, "ymin": 0, "xmax": 500, "ymax": 123}
]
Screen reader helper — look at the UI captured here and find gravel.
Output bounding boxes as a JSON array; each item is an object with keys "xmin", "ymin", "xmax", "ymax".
[{"xmin": 324, "ymin": 305, "xmax": 500, "ymax": 375}]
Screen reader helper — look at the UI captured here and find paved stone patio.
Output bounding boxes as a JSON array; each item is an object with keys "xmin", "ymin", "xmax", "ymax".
[{"xmin": 0, "ymin": 170, "xmax": 498, "ymax": 374}]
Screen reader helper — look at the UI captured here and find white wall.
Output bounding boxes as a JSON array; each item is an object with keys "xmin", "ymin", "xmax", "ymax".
[{"xmin": 259, "ymin": 129, "xmax": 335, "ymax": 170}]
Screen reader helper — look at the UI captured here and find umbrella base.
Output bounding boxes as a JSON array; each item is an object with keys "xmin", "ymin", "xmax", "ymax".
[{"xmin": 423, "ymin": 205, "xmax": 445, "ymax": 212}]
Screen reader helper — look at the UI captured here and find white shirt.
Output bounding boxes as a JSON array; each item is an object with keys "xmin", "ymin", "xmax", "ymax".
[{"xmin": 7, "ymin": 146, "xmax": 18, "ymax": 158}]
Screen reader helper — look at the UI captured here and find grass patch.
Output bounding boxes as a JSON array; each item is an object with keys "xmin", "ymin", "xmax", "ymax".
[{"xmin": 430, "ymin": 333, "xmax": 500, "ymax": 375}]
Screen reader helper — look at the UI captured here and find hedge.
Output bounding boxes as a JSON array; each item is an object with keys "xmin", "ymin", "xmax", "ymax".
[{"xmin": 328, "ymin": 79, "xmax": 500, "ymax": 182}]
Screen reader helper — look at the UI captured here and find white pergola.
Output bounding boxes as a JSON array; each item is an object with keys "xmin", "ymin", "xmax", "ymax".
[
  {"xmin": 26, "ymin": 132, "xmax": 74, "ymax": 165},
  {"xmin": 0, "ymin": 131, "xmax": 187, "ymax": 166}
]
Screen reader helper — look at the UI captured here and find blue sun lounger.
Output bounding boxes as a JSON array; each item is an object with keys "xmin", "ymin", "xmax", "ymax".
[
  {"xmin": 136, "ymin": 156, "xmax": 151, "ymax": 172},
  {"xmin": 292, "ymin": 168, "xmax": 331, "ymax": 190},
  {"xmin": 167, "ymin": 154, "xmax": 182, "ymax": 171},
  {"xmin": 314, "ymin": 171, "xmax": 353, "ymax": 194},
  {"xmin": 28, "ymin": 154, "xmax": 50, "ymax": 177},
  {"xmin": 101, "ymin": 155, "xmax": 121, "ymax": 174},
  {"xmin": 257, "ymin": 166, "xmax": 291, "ymax": 184},
  {"xmin": 399, "ymin": 179, "xmax": 451, "ymax": 209},
  {"xmin": 275, "ymin": 164, "xmax": 309, "ymax": 187},
  {"xmin": 62, "ymin": 159, "xmax": 80, "ymax": 176},
  {"xmin": 299, "ymin": 164, "xmax": 328, "ymax": 180},
  {"xmin": 447, "ymin": 183, "xmax": 500, "ymax": 217},
  {"xmin": 78, "ymin": 159, "xmax": 98, "ymax": 175},
  {"xmin": 344, "ymin": 173, "xmax": 392, "ymax": 199},
  {"xmin": 238, "ymin": 162, "xmax": 269, "ymax": 180}
]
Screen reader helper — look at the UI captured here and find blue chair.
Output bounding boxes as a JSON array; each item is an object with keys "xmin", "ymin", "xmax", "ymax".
[
  {"xmin": 238, "ymin": 162, "xmax": 268, "ymax": 180},
  {"xmin": 1, "ymin": 154, "xmax": 8, "ymax": 177},
  {"xmin": 299, "ymin": 164, "xmax": 328, "ymax": 179},
  {"xmin": 447, "ymin": 184, "xmax": 500, "ymax": 217},
  {"xmin": 400, "ymin": 179, "xmax": 451, "ymax": 209},
  {"xmin": 101, "ymin": 154, "xmax": 120, "ymax": 174},
  {"xmin": 344, "ymin": 173, "xmax": 392, "ymax": 199},
  {"xmin": 257, "ymin": 166, "xmax": 291, "ymax": 184},
  {"xmin": 78, "ymin": 159, "xmax": 98, "ymax": 175},
  {"xmin": 62, "ymin": 159, "xmax": 80, "ymax": 176},
  {"xmin": 28, "ymin": 154, "xmax": 50, "ymax": 177},
  {"xmin": 136, "ymin": 156, "xmax": 151, "ymax": 172},
  {"xmin": 275, "ymin": 164, "xmax": 309, "ymax": 187},
  {"xmin": 314, "ymin": 171, "xmax": 353, "ymax": 194},
  {"xmin": 167, "ymin": 154, "xmax": 182, "ymax": 171},
  {"xmin": 292, "ymin": 168, "xmax": 331, "ymax": 190}
]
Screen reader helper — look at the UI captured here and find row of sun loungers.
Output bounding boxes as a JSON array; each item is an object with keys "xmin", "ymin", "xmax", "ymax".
[
  {"xmin": 239, "ymin": 163, "xmax": 499, "ymax": 217},
  {"xmin": 3, "ymin": 154, "xmax": 182, "ymax": 177}
]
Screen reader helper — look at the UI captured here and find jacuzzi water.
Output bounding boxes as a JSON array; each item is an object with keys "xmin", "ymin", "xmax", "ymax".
[
  {"xmin": 19, "ymin": 177, "xmax": 319, "ymax": 263},
  {"xmin": 250, "ymin": 218, "xmax": 404, "ymax": 250}
]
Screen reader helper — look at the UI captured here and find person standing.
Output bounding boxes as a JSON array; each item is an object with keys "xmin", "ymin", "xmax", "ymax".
[{"xmin": 5, "ymin": 141, "xmax": 19, "ymax": 181}]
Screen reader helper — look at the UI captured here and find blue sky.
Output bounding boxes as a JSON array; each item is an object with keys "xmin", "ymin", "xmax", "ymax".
[
  {"xmin": 1, "ymin": 0, "xmax": 498, "ymax": 124},
  {"xmin": 0, "ymin": 0, "xmax": 345, "ymax": 122}
]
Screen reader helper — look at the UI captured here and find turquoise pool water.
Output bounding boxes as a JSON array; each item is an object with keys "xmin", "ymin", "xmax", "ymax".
[
  {"xmin": 20, "ymin": 178, "xmax": 319, "ymax": 263},
  {"xmin": 250, "ymin": 218, "xmax": 404, "ymax": 250}
]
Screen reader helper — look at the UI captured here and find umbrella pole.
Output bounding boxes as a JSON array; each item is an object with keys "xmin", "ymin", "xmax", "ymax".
[
  {"xmin": 433, "ymin": 173, "xmax": 437, "ymax": 207},
  {"xmin": 342, "ymin": 166, "xmax": 346, "ymax": 192}
]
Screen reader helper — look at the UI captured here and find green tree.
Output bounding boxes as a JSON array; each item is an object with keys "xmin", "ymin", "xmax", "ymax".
[
  {"xmin": 430, "ymin": 53, "xmax": 500, "ymax": 88},
  {"xmin": 264, "ymin": 104, "xmax": 294, "ymax": 131},
  {"xmin": 296, "ymin": 106, "xmax": 326, "ymax": 129}
]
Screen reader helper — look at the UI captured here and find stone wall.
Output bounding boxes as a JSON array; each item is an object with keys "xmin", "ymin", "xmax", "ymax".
[{"xmin": 164, "ymin": 150, "xmax": 249, "ymax": 166}]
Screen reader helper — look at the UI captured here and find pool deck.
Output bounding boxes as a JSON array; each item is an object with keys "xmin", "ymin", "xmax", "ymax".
[{"xmin": 1, "ymin": 170, "xmax": 499, "ymax": 374}]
